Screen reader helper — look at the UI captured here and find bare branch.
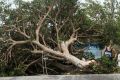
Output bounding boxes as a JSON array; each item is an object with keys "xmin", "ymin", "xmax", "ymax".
[
  {"xmin": 39, "ymin": 34, "xmax": 47, "ymax": 46},
  {"xmin": 60, "ymin": 41, "xmax": 69, "ymax": 54},
  {"xmin": 47, "ymin": 54, "xmax": 65, "ymax": 60},
  {"xmin": 36, "ymin": 6, "xmax": 52, "ymax": 41},
  {"xmin": 31, "ymin": 50, "xmax": 44, "ymax": 54},
  {"xmin": 65, "ymin": 33, "xmax": 77, "ymax": 48},
  {"xmin": 25, "ymin": 58, "xmax": 41, "ymax": 71},
  {"xmin": 14, "ymin": 40, "xmax": 30, "ymax": 45},
  {"xmin": 0, "ymin": 38, "xmax": 4, "ymax": 41},
  {"xmin": 48, "ymin": 38, "xmax": 58, "ymax": 45},
  {"xmin": 58, "ymin": 17, "xmax": 69, "ymax": 31},
  {"xmin": 15, "ymin": 27, "xmax": 30, "ymax": 39},
  {"xmin": 32, "ymin": 40, "xmax": 63, "ymax": 57}
]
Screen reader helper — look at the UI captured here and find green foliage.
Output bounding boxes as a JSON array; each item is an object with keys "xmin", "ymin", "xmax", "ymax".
[
  {"xmin": 83, "ymin": 52, "xmax": 95, "ymax": 60},
  {"xmin": 0, "ymin": 63, "xmax": 27, "ymax": 76},
  {"xmin": 91, "ymin": 56, "xmax": 117, "ymax": 73}
]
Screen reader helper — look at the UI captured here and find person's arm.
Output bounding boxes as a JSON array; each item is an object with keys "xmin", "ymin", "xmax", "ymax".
[
  {"xmin": 102, "ymin": 46, "xmax": 106, "ymax": 56},
  {"xmin": 112, "ymin": 48, "xmax": 118, "ymax": 60}
]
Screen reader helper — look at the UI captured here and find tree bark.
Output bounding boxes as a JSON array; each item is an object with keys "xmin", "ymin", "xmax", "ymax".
[{"xmin": 63, "ymin": 54, "xmax": 94, "ymax": 68}]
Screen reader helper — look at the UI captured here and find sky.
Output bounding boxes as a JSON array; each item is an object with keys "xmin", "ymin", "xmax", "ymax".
[
  {"xmin": 5, "ymin": 0, "xmax": 105, "ymax": 9},
  {"xmin": 22, "ymin": 0, "xmax": 33, "ymax": 2},
  {"xmin": 23, "ymin": 0, "xmax": 104, "ymax": 3},
  {"xmin": 22, "ymin": 0, "xmax": 105, "ymax": 3},
  {"xmin": 80, "ymin": 0, "xmax": 105, "ymax": 4},
  {"xmin": 5, "ymin": 0, "xmax": 105, "ymax": 5}
]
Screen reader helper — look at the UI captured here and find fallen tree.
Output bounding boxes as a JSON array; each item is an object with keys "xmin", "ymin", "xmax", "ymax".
[{"xmin": 0, "ymin": 0, "xmax": 96, "ymax": 72}]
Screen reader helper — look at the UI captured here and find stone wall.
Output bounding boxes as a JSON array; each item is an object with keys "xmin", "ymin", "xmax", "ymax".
[{"xmin": 0, "ymin": 74, "xmax": 120, "ymax": 80}]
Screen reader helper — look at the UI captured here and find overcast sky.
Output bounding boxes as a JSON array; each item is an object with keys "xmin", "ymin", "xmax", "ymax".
[
  {"xmin": 23, "ymin": 0, "xmax": 105, "ymax": 3},
  {"xmin": 5, "ymin": 0, "xmax": 105, "ymax": 3},
  {"xmin": 80, "ymin": 0, "xmax": 104, "ymax": 4},
  {"xmin": 5, "ymin": 0, "xmax": 105, "ymax": 9},
  {"xmin": 22, "ymin": 0, "xmax": 105, "ymax": 3}
]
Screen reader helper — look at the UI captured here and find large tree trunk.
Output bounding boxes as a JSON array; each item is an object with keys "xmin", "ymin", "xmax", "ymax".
[
  {"xmin": 64, "ymin": 54, "xmax": 94, "ymax": 68},
  {"xmin": 32, "ymin": 40, "xmax": 95, "ymax": 68}
]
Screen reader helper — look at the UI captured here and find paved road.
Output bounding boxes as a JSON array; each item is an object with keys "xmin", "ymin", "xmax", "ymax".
[{"xmin": 0, "ymin": 74, "xmax": 120, "ymax": 80}]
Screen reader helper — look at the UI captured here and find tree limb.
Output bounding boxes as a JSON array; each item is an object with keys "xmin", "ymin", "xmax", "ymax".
[{"xmin": 36, "ymin": 6, "xmax": 52, "ymax": 41}]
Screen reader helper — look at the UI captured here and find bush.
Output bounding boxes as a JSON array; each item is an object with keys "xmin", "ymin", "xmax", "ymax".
[
  {"xmin": 83, "ymin": 52, "xmax": 95, "ymax": 60},
  {"xmin": 90, "ymin": 56, "xmax": 117, "ymax": 73}
]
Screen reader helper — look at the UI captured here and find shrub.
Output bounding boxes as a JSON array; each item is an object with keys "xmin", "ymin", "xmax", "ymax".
[{"xmin": 90, "ymin": 56, "xmax": 117, "ymax": 73}]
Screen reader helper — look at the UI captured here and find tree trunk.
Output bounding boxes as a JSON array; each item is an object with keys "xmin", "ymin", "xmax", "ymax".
[{"xmin": 63, "ymin": 54, "xmax": 94, "ymax": 68}]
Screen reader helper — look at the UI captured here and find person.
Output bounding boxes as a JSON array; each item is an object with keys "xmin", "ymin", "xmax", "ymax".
[{"xmin": 103, "ymin": 40, "xmax": 117, "ymax": 60}]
